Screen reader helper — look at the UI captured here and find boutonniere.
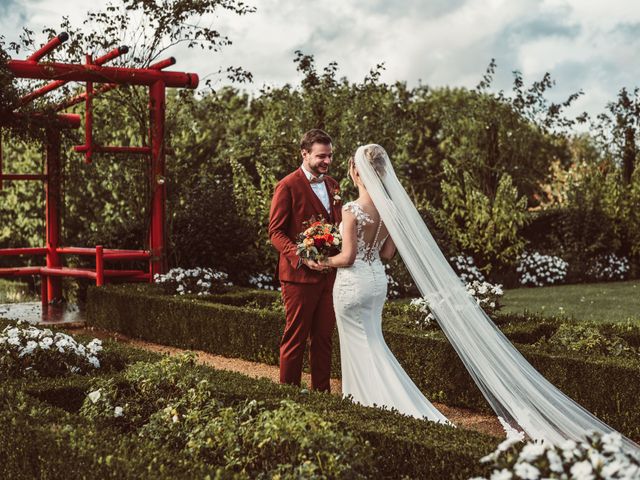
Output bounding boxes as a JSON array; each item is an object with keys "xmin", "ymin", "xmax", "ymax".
[{"xmin": 332, "ymin": 186, "xmax": 342, "ymax": 205}]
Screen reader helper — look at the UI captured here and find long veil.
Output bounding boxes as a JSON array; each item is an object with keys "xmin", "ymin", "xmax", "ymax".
[{"xmin": 354, "ymin": 144, "xmax": 640, "ymax": 452}]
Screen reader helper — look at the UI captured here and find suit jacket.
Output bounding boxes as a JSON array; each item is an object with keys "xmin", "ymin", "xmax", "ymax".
[{"xmin": 269, "ymin": 167, "xmax": 343, "ymax": 283}]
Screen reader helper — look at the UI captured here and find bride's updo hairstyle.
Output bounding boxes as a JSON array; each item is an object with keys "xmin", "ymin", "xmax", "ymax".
[{"xmin": 362, "ymin": 144, "xmax": 388, "ymax": 177}]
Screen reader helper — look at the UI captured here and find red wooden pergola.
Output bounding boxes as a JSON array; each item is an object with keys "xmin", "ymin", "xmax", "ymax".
[{"xmin": 0, "ymin": 32, "xmax": 199, "ymax": 307}]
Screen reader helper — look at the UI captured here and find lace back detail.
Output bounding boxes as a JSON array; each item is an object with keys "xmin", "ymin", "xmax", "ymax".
[{"xmin": 343, "ymin": 202, "xmax": 386, "ymax": 264}]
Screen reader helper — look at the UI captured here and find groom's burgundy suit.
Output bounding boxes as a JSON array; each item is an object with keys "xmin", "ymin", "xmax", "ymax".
[{"xmin": 269, "ymin": 167, "xmax": 342, "ymax": 392}]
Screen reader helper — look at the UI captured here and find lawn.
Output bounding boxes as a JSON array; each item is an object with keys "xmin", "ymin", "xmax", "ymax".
[
  {"xmin": 502, "ymin": 280, "xmax": 640, "ymax": 324},
  {"xmin": 0, "ymin": 279, "xmax": 35, "ymax": 303}
]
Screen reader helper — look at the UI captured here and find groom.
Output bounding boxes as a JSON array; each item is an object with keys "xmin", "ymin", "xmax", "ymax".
[{"xmin": 268, "ymin": 129, "xmax": 342, "ymax": 392}]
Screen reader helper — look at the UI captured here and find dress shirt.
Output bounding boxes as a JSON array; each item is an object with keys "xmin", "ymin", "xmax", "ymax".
[{"xmin": 301, "ymin": 165, "xmax": 330, "ymax": 213}]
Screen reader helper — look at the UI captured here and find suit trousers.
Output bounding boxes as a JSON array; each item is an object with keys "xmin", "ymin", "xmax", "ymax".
[{"xmin": 279, "ymin": 277, "xmax": 336, "ymax": 392}]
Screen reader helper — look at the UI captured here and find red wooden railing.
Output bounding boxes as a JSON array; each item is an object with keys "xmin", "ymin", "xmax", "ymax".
[{"xmin": 0, "ymin": 30, "xmax": 198, "ymax": 309}]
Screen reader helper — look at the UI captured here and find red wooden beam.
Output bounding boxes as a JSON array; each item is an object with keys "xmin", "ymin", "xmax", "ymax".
[
  {"xmin": 1, "ymin": 174, "xmax": 47, "ymax": 181},
  {"xmin": 55, "ymin": 113, "xmax": 82, "ymax": 128},
  {"xmin": 56, "ymin": 246, "xmax": 97, "ymax": 255},
  {"xmin": 73, "ymin": 145, "xmax": 151, "ymax": 155},
  {"xmin": 54, "ymin": 56, "xmax": 178, "ymax": 112},
  {"xmin": 56, "ymin": 246, "xmax": 151, "ymax": 257},
  {"xmin": 0, "ymin": 247, "xmax": 47, "ymax": 256},
  {"xmin": 26, "ymin": 32, "xmax": 68, "ymax": 63},
  {"xmin": 7, "ymin": 60, "xmax": 199, "ymax": 88},
  {"xmin": 103, "ymin": 252, "xmax": 151, "ymax": 261},
  {"xmin": 0, "ymin": 267, "xmax": 43, "ymax": 276},
  {"xmin": 149, "ymin": 57, "xmax": 176, "ymax": 70},
  {"xmin": 20, "ymin": 45, "xmax": 130, "ymax": 105},
  {"xmin": 40, "ymin": 266, "xmax": 96, "ymax": 280}
]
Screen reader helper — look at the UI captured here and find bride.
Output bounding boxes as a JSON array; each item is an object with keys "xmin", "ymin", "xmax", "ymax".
[
  {"xmin": 320, "ymin": 147, "xmax": 450, "ymax": 424},
  {"xmin": 320, "ymin": 144, "xmax": 640, "ymax": 451}
]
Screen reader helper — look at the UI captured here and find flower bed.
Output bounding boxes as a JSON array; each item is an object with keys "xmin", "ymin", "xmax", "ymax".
[
  {"xmin": 86, "ymin": 284, "xmax": 640, "ymax": 441},
  {"xmin": 0, "ymin": 321, "xmax": 103, "ymax": 377},
  {"xmin": 0, "ymin": 318, "xmax": 497, "ymax": 479}
]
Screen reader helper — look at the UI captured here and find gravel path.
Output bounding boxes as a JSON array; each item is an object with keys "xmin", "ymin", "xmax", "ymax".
[{"xmin": 71, "ymin": 325, "xmax": 505, "ymax": 439}]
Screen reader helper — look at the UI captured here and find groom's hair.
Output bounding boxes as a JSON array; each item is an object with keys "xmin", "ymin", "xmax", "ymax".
[{"xmin": 300, "ymin": 129, "xmax": 332, "ymax": 152}]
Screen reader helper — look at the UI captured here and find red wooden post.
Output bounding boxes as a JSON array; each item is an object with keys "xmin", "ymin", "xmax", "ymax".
[
  {"xmin": 40, "ymin": 274, "xmax": 48, "ymax": 307},
  {"xmin": 0, "ymin": 128, "xmax": 3, "ymax": 190},
  {"xmin": 26, "ymin": 32, "xmax": 68, "ymax": 62},
  {"xmin": 84, "ymin": 54, "xmax": 94, "ymax": 164},
  {"xmin": 45, "ymin": 128, "xmax": 62, "ymax": 302},
  {"xmin": 95, "ymin": 245, "xmax": 104, "ymax": 286},
  {"xmin": 149, "ymin": 80, "xmax": 167, "ymax": 276}
]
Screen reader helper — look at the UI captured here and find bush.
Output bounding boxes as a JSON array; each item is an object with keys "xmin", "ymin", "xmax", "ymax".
[
  {"xmin": 474, "ymin": 430, "xmax": 640, "ymax": 480},
  {"xmin": 86, "ymin": 284, "xmax": 640, "ymax": 441},
  {"xmin": 516, "ymin": 251, "xmax": 568, "ymax": 286},
  {"xmin": 449, "ymin": 254, "xmax": 486, "ymax": 283},
  {"xmin": 407, "ymin": 280, "xmax": 503, "ymax": 329},
  {"xmin": 169, "ymin": 174, "xmax": 270, "ymax": 284},
  {"xmin": 153, "ymin": 267, "xmax": 233, "ymax": 296},
  {"xmin": 587, "ymin": 253, "xmax": 630, "ymax": 281},
  {"xmin": 534, "ymin": 323, "xmax": 638, "ymax": 359},
  {"xmin": 0, "ymin": 321, "xmax": 104, "ymax": 378},
  {"xmin": 79, "ymin": 353, "xmax": 376, "ymax": 478},
  {"xmin": 0, "ymin": 327, "xmax": 498, "ymax": 479}
]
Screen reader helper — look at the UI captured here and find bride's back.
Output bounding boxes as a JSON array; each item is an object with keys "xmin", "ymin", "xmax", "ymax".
[{"xmin": 345, "ymin": 201, "xmax": 389, "ymax": 257}]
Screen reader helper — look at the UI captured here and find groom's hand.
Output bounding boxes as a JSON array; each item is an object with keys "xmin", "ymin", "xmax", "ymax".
[{"xmin": 302, "ymin": 258, "xmax": 326, "ymax": 272}]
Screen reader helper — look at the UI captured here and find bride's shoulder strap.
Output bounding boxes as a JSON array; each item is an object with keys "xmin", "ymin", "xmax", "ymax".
[
  {"xmin": 342, "ymin": 202, "xmax": 373, "ymax": 225},
  {"xmin": 342, "ymin": 201, "xmax": 357, "ymax": 213}
]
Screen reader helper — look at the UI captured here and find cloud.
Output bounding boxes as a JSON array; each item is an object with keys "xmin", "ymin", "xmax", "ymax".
[{"xmin": 4, "ymin": 0, "xmax": 640, "ymax": 119}]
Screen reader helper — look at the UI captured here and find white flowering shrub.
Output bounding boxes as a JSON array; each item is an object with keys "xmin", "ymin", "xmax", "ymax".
[
  {"xmin": 385, "ymin": 264, "xmax": 401, "ymax": 299},
  {"xmin": 517, "ymin": 252, "xmax": 568, "ymax": 287},
  {"xmin": 587, "ymin": 254, "xmax": 630, "ymax": 281},
  {"xmin": 248, "ymin": 273, "xmax": 279, "ymax": 291},
  {"xmin": 473, "ymin": 430, "xmax": 640, "ymax": 480},
  {"xmin": 409, "ymin": 297, "xmax": 436, "ymax": 328},
  {"xmin": 0, "ymin": 321, "xmax": 102, "ymax": 377},
  {"xmin": 154, "ymin": 267, "xmax": 233, "ymax": 296},
  {"xmin": 450, "ymin": 255, "xmax": 486, "ymax": 283},
  {"xmin": 409, "ymin": 281, "xmax": 503, "ymax": 329}
]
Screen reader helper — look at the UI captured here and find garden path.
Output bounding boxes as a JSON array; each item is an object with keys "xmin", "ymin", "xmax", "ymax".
[{"xmin": 68, "ymin": 324, "xmax": 505, "ymax": 439}]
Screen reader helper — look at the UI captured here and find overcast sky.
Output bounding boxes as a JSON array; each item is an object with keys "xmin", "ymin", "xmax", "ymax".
[{"xmin": 3, "ymin": 0, "xmax": 640, "ymax": 120}]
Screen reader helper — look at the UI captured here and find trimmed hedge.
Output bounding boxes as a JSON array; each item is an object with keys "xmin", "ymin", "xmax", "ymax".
[
  {"xmin": 86, "ymin": 284, "xmax": 640, "ymax": 441},
  {"xmin": 0, "ymin": 323, "xmax": 497, "ymax": 479}
]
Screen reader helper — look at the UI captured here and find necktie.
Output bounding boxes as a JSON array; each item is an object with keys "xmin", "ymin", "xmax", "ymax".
[{"xmin": 309, "ymin": 175, "xmax": 324, "ymax": 184}]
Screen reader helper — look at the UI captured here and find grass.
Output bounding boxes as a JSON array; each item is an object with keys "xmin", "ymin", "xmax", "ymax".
[
  {"xmin": 0, "ymin": 278, "xmax": 36, "ymax": 303},
  {"xmin": 502, "ymin": 280, "xmax": 640, "ymax": 324}
]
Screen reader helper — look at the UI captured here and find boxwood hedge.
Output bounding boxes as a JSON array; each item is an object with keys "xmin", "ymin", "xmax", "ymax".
[
  {"xmin": 86, "ymin": 284, "xmax": 640, "ymax": 441},
  {"xmin": 0, "ymin": 319, "xmax": 497, "ymax": 479}
]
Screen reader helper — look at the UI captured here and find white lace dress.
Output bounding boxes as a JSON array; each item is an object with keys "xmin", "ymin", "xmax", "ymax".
[{"xmin": 333, "ymin": 202, "xmax": 450, "ymax": 424}]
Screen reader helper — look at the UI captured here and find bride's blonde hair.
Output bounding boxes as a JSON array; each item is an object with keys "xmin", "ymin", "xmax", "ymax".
[
  {"xmin": 362, "ymin": 144, "xmax": 387, "ymax": 177},
  {"xmin": 350, "ymin": 145, "xmax": 388, "ymax": 178}
]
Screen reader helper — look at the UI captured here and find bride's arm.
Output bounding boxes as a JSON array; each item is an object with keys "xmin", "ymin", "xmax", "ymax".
[
  {"xmin": 320, "ymin": 211, "xmax": 357, "ymax": 268},
  {"xmin": 380, "ymin": 235, "xmax": 396, "ymax": 261}
]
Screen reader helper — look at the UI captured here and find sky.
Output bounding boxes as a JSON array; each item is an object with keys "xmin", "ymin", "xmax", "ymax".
[{"xmin": 3, "ymin": 0, "xmax": 640, "ymax": 121}]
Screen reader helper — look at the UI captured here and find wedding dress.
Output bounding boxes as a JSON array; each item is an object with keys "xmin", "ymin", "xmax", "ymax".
[
  {"xmin": 342, "ymin": 144, "xmax": 640, "ymax": 453},
  {"xmin": 333, "ymin": 201, "xmax": 451, "ymax": 424}
]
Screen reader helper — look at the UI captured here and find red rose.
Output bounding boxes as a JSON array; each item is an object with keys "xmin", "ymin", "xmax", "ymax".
[{"xmin": 314, "ymin": 237, "xmax": 324, "ymax": 248}]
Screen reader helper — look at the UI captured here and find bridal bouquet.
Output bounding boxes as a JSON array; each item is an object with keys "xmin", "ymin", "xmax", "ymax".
[{"xmin": 296, "ymin": 217, "xmax": 342, "ymax": 262}]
